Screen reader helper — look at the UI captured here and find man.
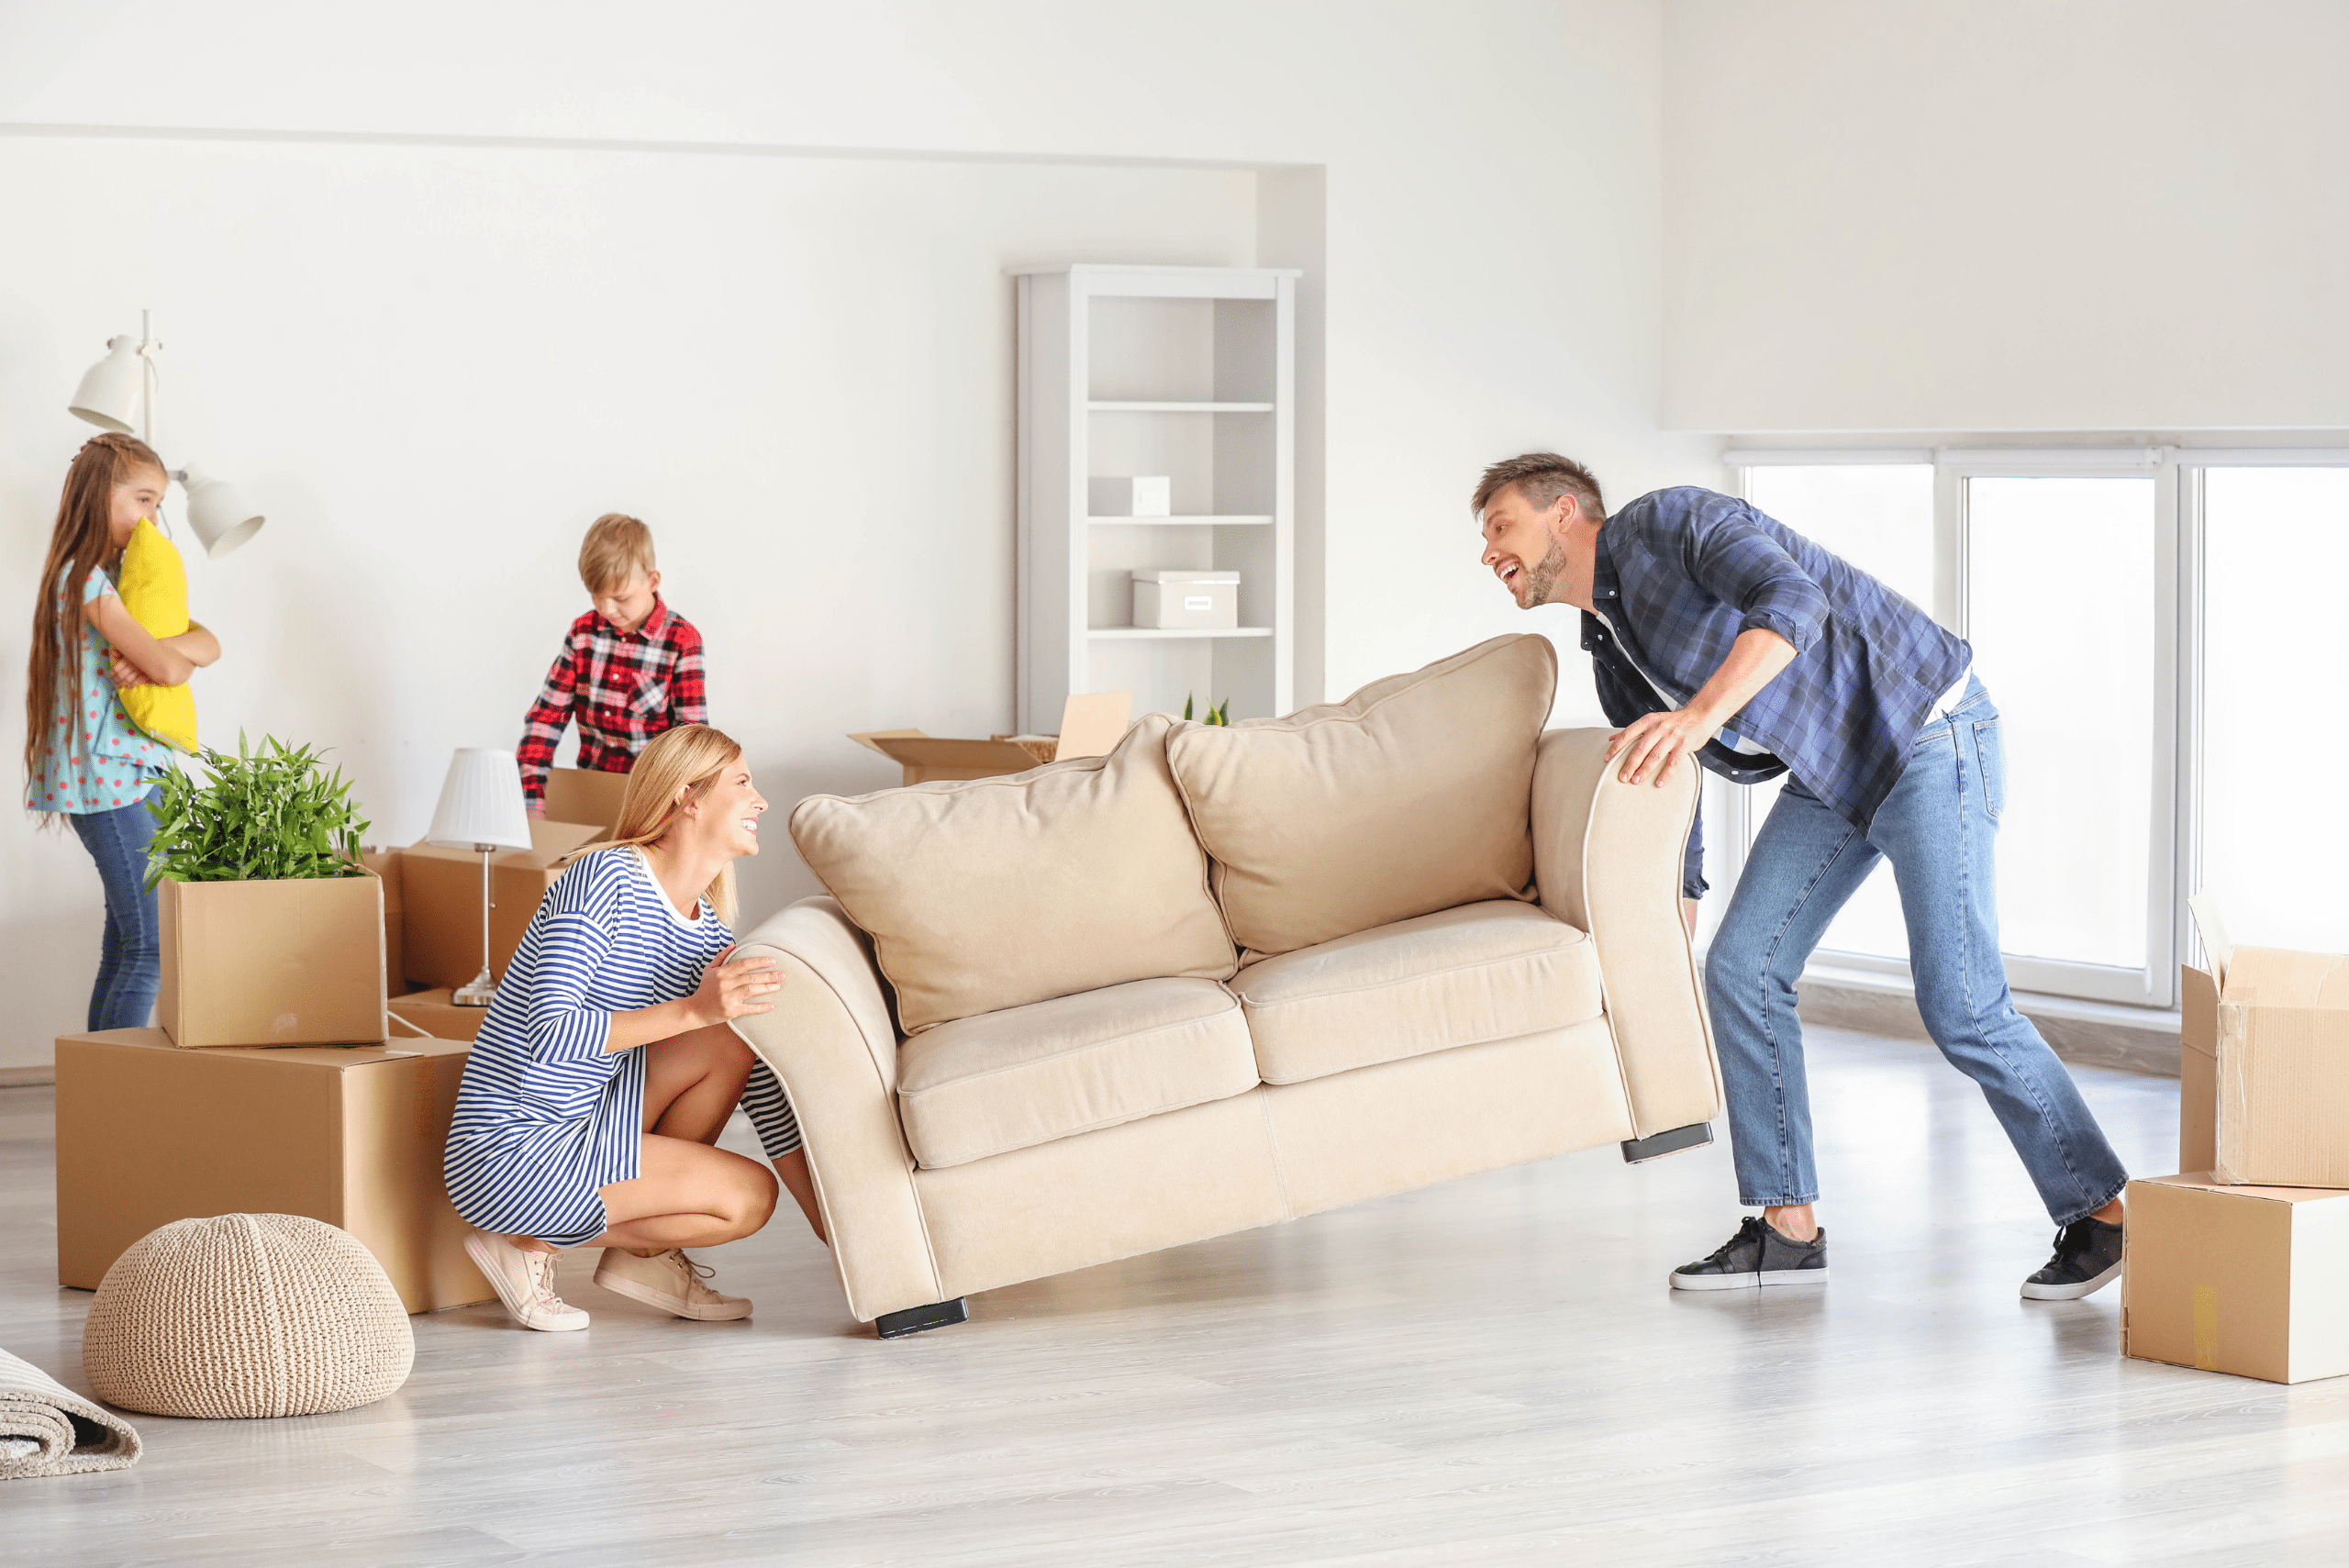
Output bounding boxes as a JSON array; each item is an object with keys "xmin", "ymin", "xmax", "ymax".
[{"xmin": 1474, "ymin": 453, "xmax": 2127, "ymax": 1299}]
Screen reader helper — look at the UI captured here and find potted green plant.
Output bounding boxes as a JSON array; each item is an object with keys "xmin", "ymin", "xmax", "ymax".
[
  {"xmin": 146, "ymin": 735, "xmax": 388, "ymax": 1049},
  {"xmin": 1182, "ymin": 695, "xmax": 1233, "ymax": 727}
]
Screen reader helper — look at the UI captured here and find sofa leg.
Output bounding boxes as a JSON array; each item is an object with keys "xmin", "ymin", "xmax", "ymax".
[
  {"xmin": 875, "ymin": 1297, "xmax": 968, "ymax": 1340},
  {"xmin": 1620, "ymin": 1122, "xmax": 1712, "ymax": 1163}
]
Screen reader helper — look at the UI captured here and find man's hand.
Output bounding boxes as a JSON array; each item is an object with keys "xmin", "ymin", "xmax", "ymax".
[
  {"xmin": 688, "ymin": 944, "xmax": 782, "ymax": 1026},
  {"xmin": 1607, "ymin": 706, "xmax": 1716, "ymax": 787}
]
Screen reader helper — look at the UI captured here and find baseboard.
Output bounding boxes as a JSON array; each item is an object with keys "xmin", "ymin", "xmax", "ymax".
[
  {"xmin": 1790, "ymin": 962, "xmax": 2182, "ymax": 1078},
  {"xmin": 0, "ymin": 1066, "xmax": 57, "ymax": 1089}
]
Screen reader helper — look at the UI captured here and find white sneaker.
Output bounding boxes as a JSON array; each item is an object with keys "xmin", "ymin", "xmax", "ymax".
[
  {"xmin": 463, "ymin": 1230, "xmax": 591, "ymax": 1331},
  {"xmin": 593, "ymin": 1248, "xmax": 752, "ymax": 1321}
]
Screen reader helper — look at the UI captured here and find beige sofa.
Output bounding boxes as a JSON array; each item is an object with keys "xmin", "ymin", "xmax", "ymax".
[{"xmin": 732, "ymin": 635, "xmax": 1720, "ymax": 1337}]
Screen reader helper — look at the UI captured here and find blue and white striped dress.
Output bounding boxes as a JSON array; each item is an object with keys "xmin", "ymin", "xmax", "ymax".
[{"xmin": 443, "ymin": 845, "xmax": 801, "ymax": 1247}]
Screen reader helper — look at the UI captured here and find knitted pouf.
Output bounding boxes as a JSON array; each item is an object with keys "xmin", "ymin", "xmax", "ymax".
[{"xmin": 82, "ymin": 1214, "xmax": 414, "ymax": 1419}]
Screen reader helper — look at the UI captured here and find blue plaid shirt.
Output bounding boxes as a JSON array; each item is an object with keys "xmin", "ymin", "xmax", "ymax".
[{"xmin": 1582, "ymin": 486, "xmax": 1970, "ymax": 863}]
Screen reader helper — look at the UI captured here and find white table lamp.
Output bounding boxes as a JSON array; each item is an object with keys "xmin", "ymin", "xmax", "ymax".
[
  {"xmin": 68, "ymin": 310, "xmax": 268, "ymax": 558},
  {"xmin": 426, "ymin": 749, "xmax": 534, "ymax": 1007}
]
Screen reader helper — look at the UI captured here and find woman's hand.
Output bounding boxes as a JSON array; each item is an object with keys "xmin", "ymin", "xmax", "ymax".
[{"xmin": 689, "ymin": 945, "xmax": 782, "ymax": 1026}]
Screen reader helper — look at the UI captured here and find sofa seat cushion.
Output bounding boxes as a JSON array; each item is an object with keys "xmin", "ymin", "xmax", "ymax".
[
  {"xmin": 896, "ymin": 977, "xmax": 1257, "ymax": 1169},
  {"xmin": 1231, "ymin": 900, "xmax": 1603, "ymax": 1085}
]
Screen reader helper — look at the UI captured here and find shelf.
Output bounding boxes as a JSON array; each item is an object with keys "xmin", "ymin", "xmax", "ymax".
[
  {"xmin": 1087, "ymin": 400, "xmax": 1274, "ymax": 414},
  {"xmin": 1087, "ymin": 626, "xmax": 1275, "ymax": 639},
  {"xmin": 1085, "ymin": 514, "xmax": 1272, "ymax": 527}
]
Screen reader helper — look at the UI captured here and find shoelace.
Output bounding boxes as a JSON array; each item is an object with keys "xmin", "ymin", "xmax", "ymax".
[
  {"xmin": 1705, "ymin": 1216, "xmax": 1765, "ymax": 1264},
  {"xmin": 524, "ymin": 1251, "xmax": 571, "ymax": 1310}
]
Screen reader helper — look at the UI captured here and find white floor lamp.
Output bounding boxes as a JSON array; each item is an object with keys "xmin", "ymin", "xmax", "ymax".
[
  {"xmin": 68, "ymin": 308, "xmax": 267, "ymax": 558},
  {"xmin": 427, "ymin": 750, "xmax": 535, "ymax": 1007}
]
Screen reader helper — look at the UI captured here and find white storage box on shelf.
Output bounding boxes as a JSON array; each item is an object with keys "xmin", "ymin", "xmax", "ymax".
[
  {"xmin": 1088, "ymin": 476, "xmax": 1173, "ymax": 517},
  {"xmin": 1131, "ymin": 569, "xmax": 1240, "ymax": 630}
]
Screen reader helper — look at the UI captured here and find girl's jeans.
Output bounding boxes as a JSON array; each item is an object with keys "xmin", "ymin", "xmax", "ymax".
[
  {"xmin": 1704, "ymin": 679, "xmax": 2129, "ymax": 1227},
  {"xmin": 69, "ymin": 788, "xmax": 161, "ymax": 1031}
]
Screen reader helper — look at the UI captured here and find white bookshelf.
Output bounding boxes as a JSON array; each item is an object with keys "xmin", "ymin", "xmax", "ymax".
[{"xmin": 1011, "ymin": 262, "xmax": 1299, "ymax": 733}]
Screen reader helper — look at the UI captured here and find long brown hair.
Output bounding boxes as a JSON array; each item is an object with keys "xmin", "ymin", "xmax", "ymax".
[
  {"xmin": 24, "ymin": 434, "xmax": 167, "ymax": 809},
  {"xmin": 563, "ymin": 724, "xmax": 747, "ymax": 923}
]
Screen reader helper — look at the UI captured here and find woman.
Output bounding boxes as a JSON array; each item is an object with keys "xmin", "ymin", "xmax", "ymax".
[
  {"xmin": 23, "ymin": 433, "xmax": 221, "ymax": 1029},
  {"xmin": 444, "ymin": 724, "xmax": 818, "ymax": 1331}
]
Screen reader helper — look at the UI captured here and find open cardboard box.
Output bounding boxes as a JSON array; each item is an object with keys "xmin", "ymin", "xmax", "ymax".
[
  {"xmin": 401, "ymin": 818, "xmax": 606, "ymax": 991},
  {"xmin": 2122, "ymin": 1173, "xmax": 2349, "ymax": 1384},
  {"xmin": 852, "ymin": 692, "xmax": 1133, "ymax": 787},
  {"xmin": 2182, "ymin": 896, "xmax": 2349, "ymax": 1186},
  {"xmin": 56, "ymin": 1026, "xmax": 494, "ymax": 1314},
  {"xmin": 542, "ymin": 765, "xmax": 630, "ymax": 835},
  {"xmin": 158, "ymin": 864, "xmax": 389, "ymax": 1049}
]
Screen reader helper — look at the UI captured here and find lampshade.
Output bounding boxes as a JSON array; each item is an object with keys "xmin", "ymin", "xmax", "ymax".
[
  {"xmin": 175, "ymin": 464, "xmax": 265, "ymax": 559},
  {"xmin": 69, "ymin": 337, "xmax": 144, "ymax": 433},
  {"xmin": 426, "ymin": 749, "xmax": 533, "ymax": 851}
]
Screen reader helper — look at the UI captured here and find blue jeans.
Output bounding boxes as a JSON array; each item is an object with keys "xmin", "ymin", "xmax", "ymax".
[
  {"xmin": 70, "ymin": 788, "xmax": 162, "ymax": 1032},
  {"xmin": 1705, "ymin": 679, "xmax": 2128, "ymax": 1226}
]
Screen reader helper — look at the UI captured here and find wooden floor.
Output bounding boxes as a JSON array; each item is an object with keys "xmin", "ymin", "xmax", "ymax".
[{"xmin": 7, "ymin": 1027, "xmax": 2347, "ymax": 1567}]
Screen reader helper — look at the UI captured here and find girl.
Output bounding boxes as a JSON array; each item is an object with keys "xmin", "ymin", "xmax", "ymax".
[
  {"xmin": 24, "ymin": 433, "xmax": 221, "ymax": 1029},
  {"xmin": 444, "ymin": 723, "xmax": 820, "ymax": 1331}
]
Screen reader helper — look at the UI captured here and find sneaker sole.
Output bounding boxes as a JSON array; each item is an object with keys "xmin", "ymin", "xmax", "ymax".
[
  {"xmin": 464, "ymin": 1231, "xmax": 591, "ymax": 1332},
  {"xmin": 2021, "ymin": 1257, "xmax": 2122, "ymax": 1301},
  {"xmin": 1669, "ymin": 1267, "xmax": 1830, "ymax": 1291},
  {"xmin": 594, "ymin": 1268, "xmax": 751, "ymax": 1321}
]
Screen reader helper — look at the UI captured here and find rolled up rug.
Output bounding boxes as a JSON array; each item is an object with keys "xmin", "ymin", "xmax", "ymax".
[{"xmin": 0, "ymin": 1346, "xmax": 139, "ymax": 1478}]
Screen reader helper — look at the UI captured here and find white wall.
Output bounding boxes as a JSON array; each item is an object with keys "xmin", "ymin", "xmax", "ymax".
[
  {"xmin": 0, "ymin": 2, "xmax": 1714, "ymax": 1067},
  {"xmin": 1662, "ymin": 0, "xmax": 2349, "ymax": 433}
]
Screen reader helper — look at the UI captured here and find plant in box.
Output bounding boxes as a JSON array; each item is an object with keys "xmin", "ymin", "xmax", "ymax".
[{"xmin": 145, "ymin": 735, "xmax": 389, "ymax": 1049}]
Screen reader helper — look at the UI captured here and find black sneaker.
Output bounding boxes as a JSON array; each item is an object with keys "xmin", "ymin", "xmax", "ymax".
[
  {"xmin": 1669, "ymin": 1215, "xmax": 1829, "ymax": 1291},
  {"xmin": 2021, "ymin": 1216, "xmax": 2123, "ymax": 1300}
]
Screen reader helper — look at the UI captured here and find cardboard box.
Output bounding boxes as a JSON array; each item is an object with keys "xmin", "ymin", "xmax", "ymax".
[
  {"xmin": 362, "ymin": 847, "xmax": 411, "ymax": 994},
  {"xmin": 55, "ymin": 1028, "xmax": 494, "ymax": 1315},
  {"xmin": 2184, "ymin": 898, "xmax": 2349, "ymax": 1186},
  {"xmin": 386, "ymin": 986, "xmax": 486, "ymax": 1043},
  {"xmin": 849, "ymin": 692, "xmax": 1136, "ymax": 787},
  {"xmin": 2121, "ymin": 1174, "xmax": 2349, "ymax": 1384},
  {"xmin": 542, "ymin": 766, "xmax": 629, "ymax": 835},
  {"xmin": 158, "ymin": 867, "xmax": 388, "ymax": 1049},
  {"xmin": 400, "ymin": 818, "xmax": 604, "ymax": 991}
]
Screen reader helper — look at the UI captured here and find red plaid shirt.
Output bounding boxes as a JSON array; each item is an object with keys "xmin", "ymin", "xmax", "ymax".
[{"xmin": 517, "ymin": 597, "xmax": 707, "ymax": 808}]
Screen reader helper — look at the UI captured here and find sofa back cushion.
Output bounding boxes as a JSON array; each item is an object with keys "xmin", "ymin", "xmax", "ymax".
[
  {"xmin": 789, "ymin": 713, "xmax": 1237, "ymax": 1034},
  {"xmin": 1164, "ymin": 634, "xmax": 1557, "ymax": 958}
]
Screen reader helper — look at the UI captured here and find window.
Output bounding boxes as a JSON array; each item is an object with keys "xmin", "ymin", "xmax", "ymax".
[
  {"xmin": 2198, "ymin": 468, "xmax": 2349, "ymax": 953},
  {"xmin": 1712, "ymin": 447, "xmax": 2348, "ymax": 1011}
]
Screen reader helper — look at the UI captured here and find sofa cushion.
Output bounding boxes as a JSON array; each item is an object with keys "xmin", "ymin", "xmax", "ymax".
[
  {"xmin": 1165, "ymin": 634, "xmax": 1557, "ymax": 958},
  {"xmin": 896, "ymin": 978, "xmax": 1257, "ymax": 1168},
  {"xmin": 790, "ymin": 713, "xmax": 1236, "ymax": 1034},
  {"xmin": 1231, "ymin": 900, "xmax": 1602, "ymax": 1084}
]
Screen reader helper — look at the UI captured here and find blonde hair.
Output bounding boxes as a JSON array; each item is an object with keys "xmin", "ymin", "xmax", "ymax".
[
  {"xmin": 567, "ymin": 725, "xmax": 745, "ymax": 923},
  {"xmin": 578, "ymin": 513, "xmax": 655, "ymax": 594}
]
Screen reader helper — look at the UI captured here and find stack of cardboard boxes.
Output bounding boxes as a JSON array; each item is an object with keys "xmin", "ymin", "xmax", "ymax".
[
  {"xmin": 59, "ymin": 769, "xmax": 629, "ymax": 1316},
  {"xmin": 2123, "ymin": 901, "xmax": 2349, "ymax": 1384}
]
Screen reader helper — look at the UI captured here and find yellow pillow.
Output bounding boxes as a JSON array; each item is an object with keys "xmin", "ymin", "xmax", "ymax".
[{"xmin": 115, "ymin": 517, "xmax": 198, "ymax": 753}]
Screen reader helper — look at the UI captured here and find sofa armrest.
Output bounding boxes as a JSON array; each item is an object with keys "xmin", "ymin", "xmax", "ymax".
[
  {"xmin": 1531, "ymin": 728, "xmax": 1721, "ymax": 1138},
  {"xmin": 729, "ymin": 895, "xmax": 947, "ymax": 1321}
]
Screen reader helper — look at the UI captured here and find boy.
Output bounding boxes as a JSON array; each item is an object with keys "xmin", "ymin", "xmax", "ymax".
[{"xmin": 517, "ymin": 513, "xmax": 707, "ymax": 817}]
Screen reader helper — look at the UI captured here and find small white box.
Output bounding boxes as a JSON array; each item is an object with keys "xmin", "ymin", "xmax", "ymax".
[
  {"xmin": 1090, "ymin": 476, "xmax": 1174, "ymax": 517},
  {"xmin": 1130, "ymin": 569, "xmax": 1240, "ymax": 629}
]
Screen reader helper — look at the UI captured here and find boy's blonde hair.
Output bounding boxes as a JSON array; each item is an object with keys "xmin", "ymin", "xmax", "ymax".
[{"xmin": 578, "ymin": 513, "xmax": 656, "ymax": 594}]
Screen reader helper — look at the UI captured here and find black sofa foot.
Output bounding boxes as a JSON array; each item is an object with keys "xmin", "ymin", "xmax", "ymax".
[
  {"xmin": 876, "ymin": 1298, "xmax": 968, "ymax": 1340},
  {"xmin": 1621, "ymin": 1122, "xmax": 1712, "ymax": 1163}
]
